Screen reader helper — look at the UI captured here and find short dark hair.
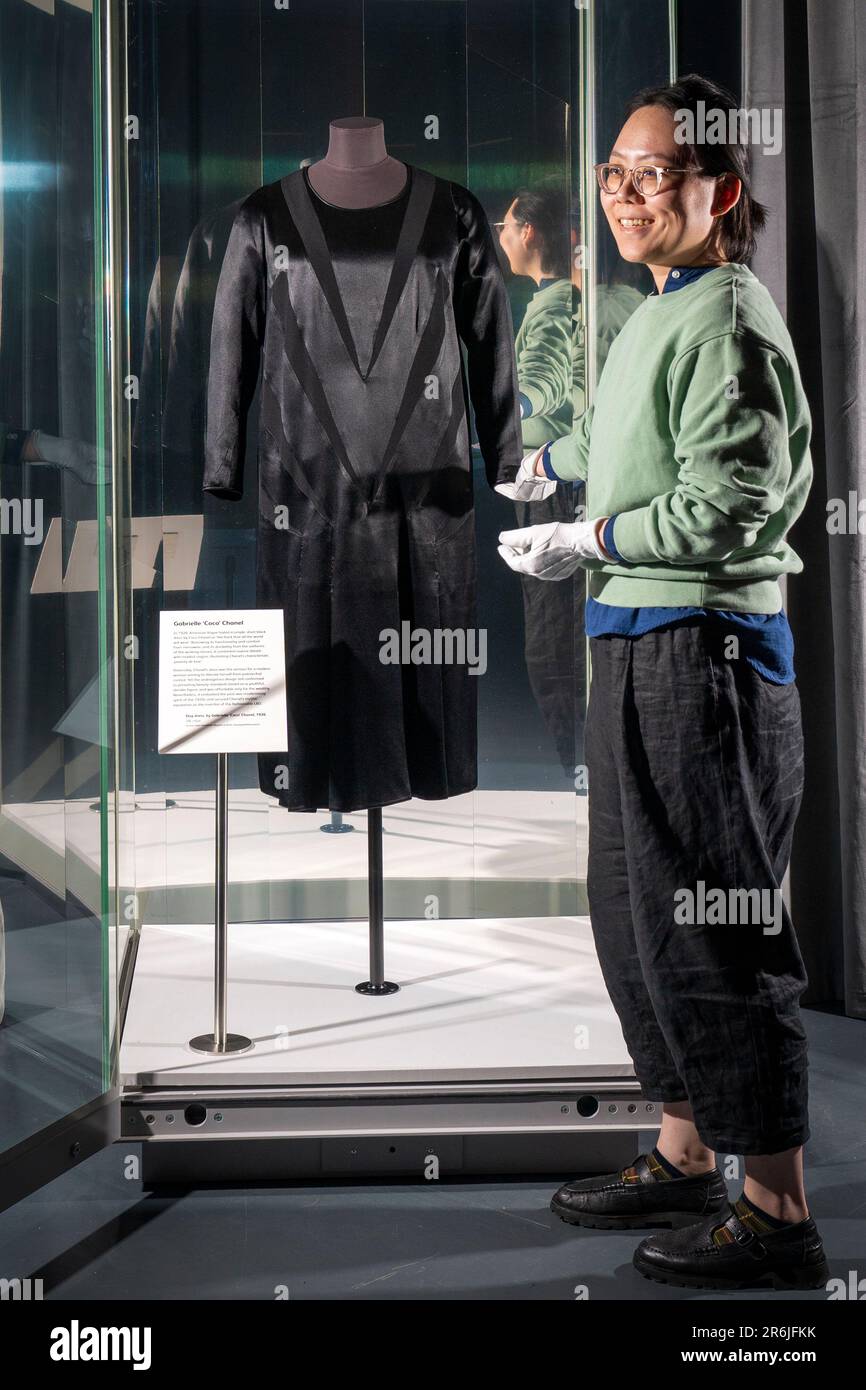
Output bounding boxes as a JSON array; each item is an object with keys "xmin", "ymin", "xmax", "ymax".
[
  {"xmin": 511, "ymin": 182, "xmax": 571, "ymax": 279},
  {"xmin": 624, "ymin": 73, "xmax": 768, "ymax": 263}
]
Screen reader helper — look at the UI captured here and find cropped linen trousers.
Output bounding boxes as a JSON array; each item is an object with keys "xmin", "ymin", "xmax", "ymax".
[{"xmin": 585, "ymin": 620, "xmax": 810, "ymax": 1156}]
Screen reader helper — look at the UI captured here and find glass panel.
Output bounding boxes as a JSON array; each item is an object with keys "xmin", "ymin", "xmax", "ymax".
[
  {"xmin": 464, "ymin": 5, "xmax": 583, "ymax": 917},
  {"xmin": 118, "ymin": 0, "xmax": 678, "ymax": 1087},
  {"xmin": 591, "ymin": 0, "xmax": 671, "ymax": 350},
  {"xmin": 0, "ymin": 0, "xmax": 117, "ymax": 1156}
]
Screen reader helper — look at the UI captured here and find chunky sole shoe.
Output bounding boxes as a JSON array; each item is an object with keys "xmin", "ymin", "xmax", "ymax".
[
  {"xmin": 633, "ymin": 1201, "xmax": 831, "ymax": 1290},
  {"xmin": 550, "ymin": 1150, "xmax": 729, "ymax": 1231}
]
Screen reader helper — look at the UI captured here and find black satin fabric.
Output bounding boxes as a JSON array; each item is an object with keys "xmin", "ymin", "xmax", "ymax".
[{"xmin": 203, "ymin": 162, "xmax": 522, "ymax": 812}]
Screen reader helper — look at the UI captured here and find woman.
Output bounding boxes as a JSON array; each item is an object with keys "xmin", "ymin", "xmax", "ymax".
[{"xmin": 498, "ymin": 74, "xmax": 828, "ymax": 1292}]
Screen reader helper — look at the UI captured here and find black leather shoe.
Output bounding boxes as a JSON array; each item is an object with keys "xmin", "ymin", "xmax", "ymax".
[
  {"xmin": 633, "ymin": 1200, "xmax": 831, "ymax": 1290},
  {"xmin": 550, "ymin": 1151, "xmax": 728, "ymax": 1230}
]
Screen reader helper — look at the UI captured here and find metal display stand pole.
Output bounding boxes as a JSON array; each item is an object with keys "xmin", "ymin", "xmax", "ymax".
[
  {"xmin": 190, "ymin": 753, "xmax": 253, "ymax": 1053},
  {"xmin": 355, "ymin": 807, "xmax": 398, "ymax": 995}
]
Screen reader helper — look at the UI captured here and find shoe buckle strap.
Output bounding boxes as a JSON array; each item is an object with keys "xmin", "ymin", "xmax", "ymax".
[
  {"xmin": 622, "ymin": 1153, "xmax": 661, "ymax": 1186},
  {"xmin": 721, "ymin": 1211, "xmax": 769, "ymax": 1258}
]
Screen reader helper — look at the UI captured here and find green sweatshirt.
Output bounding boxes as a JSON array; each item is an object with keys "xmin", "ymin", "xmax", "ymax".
[
  {"xmin": 572, "ymin": 282, "xmax": 646, "ymax": 422},
  {"xmin": 515, "ymin": 278, "xmax": 574, "ymax": 448},
  {"xmin": 548, "ymin": 263, "xmax": 813, "ymax": 613}
]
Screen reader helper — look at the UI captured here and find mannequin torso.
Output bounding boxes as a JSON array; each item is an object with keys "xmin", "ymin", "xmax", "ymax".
[{"xmin": 305, "ymin": 115, "xmax": 408, "ymax": 209}]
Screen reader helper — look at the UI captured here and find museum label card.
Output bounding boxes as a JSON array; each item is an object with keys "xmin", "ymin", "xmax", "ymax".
[{"xmin": 158, "ymin": 610, "xmax": 288, "ymax": 754}]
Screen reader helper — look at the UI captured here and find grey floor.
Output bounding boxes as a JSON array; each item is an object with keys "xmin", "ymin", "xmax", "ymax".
[{"xmin": 0, "ymin": 1008, "xmax": 862, "ymax": 1301}]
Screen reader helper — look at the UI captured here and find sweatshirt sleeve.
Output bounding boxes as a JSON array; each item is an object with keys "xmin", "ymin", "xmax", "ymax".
[
  {"xmin": 611, "ymin": 331, "xmax": 800, "ymax": 565},
  {"xmin": 451, "ymin": 185, "xmax": 523, "ymax": 489},
  {"xmin": 203, "ymin": 198, "xmax": 267, "ymax": 500},
  {"xmin": 517, "ymin": 292, "xmax": 573, "ymax": 418},
  {"xmin": 545, "ymin": 401, "xmax": 594, "ymax": 481}
]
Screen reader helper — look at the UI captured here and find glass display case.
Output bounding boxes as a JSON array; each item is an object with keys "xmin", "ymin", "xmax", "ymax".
[
  {"xmin": 0, "ymin": 0, "xmax": 120, "ymax": 1206},
  {"xmin": 0, "ymin": 0, "xmax": 742, "ymax": 1199}
]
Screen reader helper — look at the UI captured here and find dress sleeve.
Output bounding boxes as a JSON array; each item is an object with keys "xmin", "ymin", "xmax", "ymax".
[
  {"xmin": 451, "ymin": 184, "xmax": 523, "ymax": 489},
  {"xmin": 203, "ymin": 198, "xmax": 266, "ymax": 500}
]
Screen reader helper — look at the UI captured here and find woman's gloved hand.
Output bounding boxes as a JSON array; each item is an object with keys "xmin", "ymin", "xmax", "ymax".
[
  {"xmin": 493, "ymin": 446, "xmax": 558, "ymax": 503},
  {"xmin": 498, "ymin": 517, "xmax": 610, "ymax": 580}
]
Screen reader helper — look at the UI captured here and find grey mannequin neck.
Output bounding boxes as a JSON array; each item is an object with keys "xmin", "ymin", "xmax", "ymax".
[{"xmin": 305, "ymin": 117, "xmax": 408, "ymax": 209}]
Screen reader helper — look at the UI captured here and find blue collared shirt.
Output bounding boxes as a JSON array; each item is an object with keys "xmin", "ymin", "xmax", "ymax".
[{"xmin": 552, "ymin": 264, "xmax": 795, "ymax": 683}]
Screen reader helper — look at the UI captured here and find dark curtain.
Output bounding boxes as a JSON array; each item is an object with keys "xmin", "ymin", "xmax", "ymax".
[{"xmin": 746, "ymin": 0, "xmax": 866, "ymax": 1017}]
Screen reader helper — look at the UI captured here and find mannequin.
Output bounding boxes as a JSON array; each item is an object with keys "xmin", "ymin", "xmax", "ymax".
[
  {"xmin": 205, "ymin": 113, "xmax": 522, "ymax": 990},
  {"xmin": 205, "ymin": 118, "xmax": 521, "ymax": 812},
  {"xmin": 305, "ymin": 116, "xmax": 408, "ymax": 208},
  {"xmin": 204, "ymin": 115, "xmax": 522, "ymax": 985}
]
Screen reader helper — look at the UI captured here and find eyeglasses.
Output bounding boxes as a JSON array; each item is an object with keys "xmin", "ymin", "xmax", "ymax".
[
  {"xmin": 491, "ymin": 219, "xmax": 526, "ymax": 231},
  {"xmin": 594, "ymin": 162, "xmax": 710, "ymax": 196}
]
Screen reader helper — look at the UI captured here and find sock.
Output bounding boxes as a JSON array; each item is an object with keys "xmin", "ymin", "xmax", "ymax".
[
  {"xmin": 619, "ymin": 1139, "xmax": 686, "ymax": 1184},
  {"xmin": 734, "ymin": 1192, "xmax": 800, "ymax": 1231},
  {"xmin": 621, "ymin": 1145, "xmax": 703, "ymax": 1184},
  {"xmin": 650, "ymin": 1145, "xmax": 692, "ymax": 1178}
]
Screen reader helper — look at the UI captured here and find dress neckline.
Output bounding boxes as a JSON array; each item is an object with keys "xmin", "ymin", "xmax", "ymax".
[
  {"xmin": 283, "ymin": 162, "xmax": 431, "ymax": 384},
  {"xmin": 301, "ymin": 162, "xmax": 413, "ymax": 211}
]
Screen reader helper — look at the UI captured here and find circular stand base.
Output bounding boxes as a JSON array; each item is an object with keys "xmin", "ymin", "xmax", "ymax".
[
  {"xmin": 355, "ymin": 980, "xmax": 400, "ymax": 996},
  {"xmin": 188, "ymin": 1033, "xmax": 254, "ymax": 1054}
]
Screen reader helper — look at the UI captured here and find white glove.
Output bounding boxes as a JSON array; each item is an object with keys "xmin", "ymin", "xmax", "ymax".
[
  {"xmin": 493, "ymin": 446, "xmax": 558, "ymax": 503},
  {"xmin": 498, "ymin": 519, "xmax": 609, "ymax": 580}
]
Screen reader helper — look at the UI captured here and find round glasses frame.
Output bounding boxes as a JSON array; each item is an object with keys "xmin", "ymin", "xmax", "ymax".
[{"xmin": 593, "ymin": 162, "xmax": 711, "ymax": 196}]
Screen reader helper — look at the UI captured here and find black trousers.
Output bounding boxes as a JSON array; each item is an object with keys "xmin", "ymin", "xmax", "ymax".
[{"xmin": 585, "ymin": 621, "xmax": 810, "ymax": 1156}]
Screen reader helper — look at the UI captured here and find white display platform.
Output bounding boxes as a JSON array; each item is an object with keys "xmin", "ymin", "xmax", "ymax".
[
  {"xmin": 143, "ymin": 787, "xmax": 585, "ymax": 889},
  {"xmin": 121, "ymin": 915, "xmax": 632, "ymax": 1086},
  {"xmin": 0, "ymin": 787, "xmax": 586, "ymax": 903}
]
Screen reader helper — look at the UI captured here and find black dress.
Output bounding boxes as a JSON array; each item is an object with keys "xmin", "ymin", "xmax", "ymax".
[{"xmin": 203, "ymin": 162, "xmax": 522, "ymax": 812}]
